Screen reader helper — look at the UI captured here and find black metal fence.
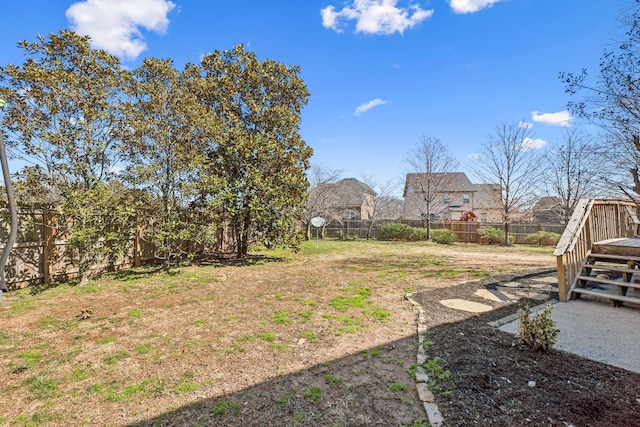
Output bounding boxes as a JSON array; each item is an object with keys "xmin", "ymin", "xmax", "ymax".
[{"xmin": 320, "ymin": 219, "xmax": 565, "ymax": 243}]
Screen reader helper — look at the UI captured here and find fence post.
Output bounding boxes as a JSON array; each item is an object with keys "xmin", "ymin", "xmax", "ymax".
[
  {"xmin": 134, "ymin": 221, "xmax": 142, "ymax": 268},
  {"xmin": 42, "ymin": 211, "xmax": 54, "ymax": 284}
]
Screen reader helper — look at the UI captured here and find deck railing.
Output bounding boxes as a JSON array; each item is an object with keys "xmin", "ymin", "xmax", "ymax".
[{"xmin": 554, "ymin": 199, "xmax": 638, "ymax": 301}]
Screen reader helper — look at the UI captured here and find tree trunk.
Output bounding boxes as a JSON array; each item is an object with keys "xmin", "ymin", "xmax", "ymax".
[
  {"xmin": 366, "ymin": 219, "xmax": 374, "ymax": 240},
  {"xmin": 503, "ymin": 221, "xmax": 511, "ymax": 246},
  {"xmin": 78, "ymin": 250, "xmax": 91, "ymax": 285},
  {"xmin": 236, "ymin": 212, "xmax": 251, "ymax": 258}
]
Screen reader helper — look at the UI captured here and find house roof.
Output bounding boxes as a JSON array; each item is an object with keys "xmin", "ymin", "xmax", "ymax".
[
  {"xmin": 403, "ymin": 172, "xmax": 476, "ymax": 197},
  {"xmin": 309, "ymin": 177, "xmax": 376, "ymax": 209}
]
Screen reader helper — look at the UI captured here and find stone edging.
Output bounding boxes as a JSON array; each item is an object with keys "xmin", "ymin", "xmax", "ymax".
[
  {"xmin": 405, "ymin": 293, "xmax": 444, "ymax": 427},
  {"xmin": 404, "ymin": 270, "xmax": 559, "ymax": 426}
]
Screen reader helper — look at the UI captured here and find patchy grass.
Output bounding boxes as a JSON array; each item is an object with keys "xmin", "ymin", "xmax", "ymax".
[
  {"xmin": 0, "ymin": 239, "xmax": 554, "ymax": 425},
  {"xmin": 304, "ymin": 386, "xmax": 323, "ymax": 404},
  {"xmin": 271, "ymin": 309, "xmax": 291, "ymax": 324},
  {"xmin": 17, "ymin": 349, "xmax": 43, "ymax": 368},
  {"xmin": 260, "ymin": 332, "xmax": 277, "ymax": 342},
  {"xmin": 210, "ymin": 399, "xmax": 243, "ymax": 417},
  {"xmin": 388, "ymin": 381, "xmax": 409, "ymax": 392},
  {"xmin": 25, "ymin": 372, "xmax": 58, "ymax": 399}
]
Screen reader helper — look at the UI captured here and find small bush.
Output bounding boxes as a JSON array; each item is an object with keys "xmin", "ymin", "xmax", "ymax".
[
  {"xmin": 431, "ymin": 228, "xmax": 458, "ymax": 244},
  {"xmin": 336, "ymin": 230, "xmax": 358, "ymax": 240},
  {"xmin": 378, "ymin": 223, "xmax": 424, "ymax": 241},
  {"xmin": 524, "ymin": 231, "xmax": 561, "ymax": 246},
  {"xmin": 478, "ymin": 226, "xmax": 512, "ymax": 244},
  {"xmin": 516, "ymin": 297, "xmax": 559, "ymax": 352}
]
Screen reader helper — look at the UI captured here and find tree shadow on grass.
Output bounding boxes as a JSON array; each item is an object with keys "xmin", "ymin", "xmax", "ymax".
[
  {"xmin": 195, "ymin": 252, "xmax": 287, "ymax": 268},
  {"xmin": 127, "ymin": 334, "xmax": 427, "ymax": 427},
  {"xmin": 19, "ymin": 254, "xmax": 287, "ymax": 295},
  {"xmin": 111, "ymin": 266, "xmax": 166, "ymax": 281}
]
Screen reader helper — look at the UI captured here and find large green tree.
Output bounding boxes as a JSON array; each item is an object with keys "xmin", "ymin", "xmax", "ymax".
[
  {"xmin": 0, "ymin": 30, "xmax": 132, "ymax": 284},
  {"xmin": 193, "ymin": 45, "xmax": 312, "ymax": 258},
  {"xmin": 123, "ymin": 58, "xmax": 214, "ymax": 269}
]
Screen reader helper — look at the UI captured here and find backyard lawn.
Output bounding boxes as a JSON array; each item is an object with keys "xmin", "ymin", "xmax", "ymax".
[{"xmin": 0, "ymin": 240, "xmax": 556, "ymax": 426}]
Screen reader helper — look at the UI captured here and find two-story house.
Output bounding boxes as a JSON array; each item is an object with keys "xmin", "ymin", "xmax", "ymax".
[
  {"xmin": 402, "ymin": 172, "xmax": 502, "ymax": 222},
  {"xmin": 308, "ymin": 178, "xmax": 377, "ymax": 221}
]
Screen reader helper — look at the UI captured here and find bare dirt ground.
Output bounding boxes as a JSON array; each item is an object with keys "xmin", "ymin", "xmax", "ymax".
[{"xmin": 3, "ymin": 241, "xmax": 633, "ymax": 426}]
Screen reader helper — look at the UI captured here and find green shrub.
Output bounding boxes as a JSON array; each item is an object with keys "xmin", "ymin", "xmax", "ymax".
[
  {"xmin": 378, "ymin": 223, "xmax": 424, "ymax": 241},
  {"xmin": 336, "ymin": 230, "xmax": 358, "ymax": 240},
  {"xmin": 431, "ymin": 228, "xmax": 458, "ymax": 244},
  {"xmin": 516, "ymin": 297, "xmax": 559, "ymax": 352},
  {"xmin": 478, "ymin": 226, "xmax": 512, "ymax": 244},
  {"xmin": 524, "ymin": 231, "xmax": 561, "ymax": 246}
]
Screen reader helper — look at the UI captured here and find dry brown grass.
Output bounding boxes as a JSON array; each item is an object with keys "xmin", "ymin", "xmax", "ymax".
[{"xmin": 0, "ymin": 240, "xmax": 554, "ymax": 426}]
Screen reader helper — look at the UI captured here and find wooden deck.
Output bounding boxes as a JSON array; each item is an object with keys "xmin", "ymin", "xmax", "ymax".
[
  {"xmin": 575, "ymin": 238, "xmax": 640, "ymax": 305},
  {"xmin": 593, "ymin": 238, "xmax": 640, "ymax": 258}
]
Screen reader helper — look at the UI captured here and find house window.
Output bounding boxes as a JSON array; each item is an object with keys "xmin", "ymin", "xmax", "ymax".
[
  {"xmin": 343, "ymin": 210, "xmax": 357, "ymax": 220},
  {"xmin": 463, "ymin": 194, "xmax": 470, "ymax": 204},
  {"xmin": 443, "ymin": 194, "xmax": 450, "ymax": 204},
  {"xmin": 407, "ymin": 185, "xmax": 414, "ymax": 194},
  {"xmin": 480, "ymin": 213, "xmax": 487, "ymax": 222}
]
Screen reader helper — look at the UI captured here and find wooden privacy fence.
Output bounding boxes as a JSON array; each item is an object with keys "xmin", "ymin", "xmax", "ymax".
[
  {"xmin": 322, "ymin": 219, "xmax": 565, "ymax": 243},
  {"xmin": 0, "ymin": 210, "xmax": 157, "ymax": 290},
  {"xmin": 553, "ymin": 199, "xmax": 638, "ymax": 302}
]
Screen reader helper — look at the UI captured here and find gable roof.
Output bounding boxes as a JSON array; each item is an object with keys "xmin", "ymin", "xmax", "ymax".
[
  {"xmin": 403, "ymin": 172, "xmax": 476, "ymax": 197},
  {"xmin": 310, "ymin": 178, "xmax": 376, "ymax": 208}
]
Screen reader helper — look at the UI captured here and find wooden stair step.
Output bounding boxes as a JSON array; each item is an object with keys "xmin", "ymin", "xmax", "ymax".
[
  {"xmin": 576, "ymin": 275, "xmax": 640, "ymax": 289},
  {"xmin": 588, "ymin": 252, "xmax": 640, "ymax": 263},
  {"xmin": 572, "ymin": 288, "xmax": 640, "ymax": 305},
  {"xmin": 581, "ymin": 264, "xmax": 640, "ymax": 275}
]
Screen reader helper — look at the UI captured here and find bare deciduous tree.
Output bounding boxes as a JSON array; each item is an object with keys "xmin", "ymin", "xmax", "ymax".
[
  {"xmin": 562, "ymin": 1, "xmax": 640, "ymax": 203},
  {"xmin": 542, "ymin": 128, "xmax": 604, "ymax": 224},
  {"xmin": 473, "ymin": 122, "xmax": 542, "ymax": 245},
  {"xmin": 360, "ymin": 174, "xmax": 399, "ymax": 240},
  {"xmin": 303, "ymin": 163, "xmax": 343, "ymax": 240},
  {"xmin": 404, "ymin": 135, "xmax": 458, "ymax": 240}
]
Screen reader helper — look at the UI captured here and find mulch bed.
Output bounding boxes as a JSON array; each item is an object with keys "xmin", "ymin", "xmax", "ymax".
[{"xmin": 410, "ymin": 273, "xmax": 640, "ymax": 427}]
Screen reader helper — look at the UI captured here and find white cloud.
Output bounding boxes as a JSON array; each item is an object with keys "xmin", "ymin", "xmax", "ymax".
[
  {"xmin": 355, "ymin": 98, "xmax": 388, "ymax": 115},
  {"xmin": 449, "ymin": 0, "xmax": 503, "ymax": 14},
  {"xmin": 66, "ymin": 0, "xmax": 176, "ymax": 60},
  {"xmin": 518, "ymin": 121, "xmax": 533, "ymax": 130},
  {"xmin": 520, "ymin": 137, "xmax": 547, "ymax": 151},
  {"xmin": 467, "ymin": 153, "xmax": 479, "ymax": 161},
  {"xmin": 321, "ymin": 1, "xmax": 434, "ymax": 35},
  {"xmin": 531, "ymin": 110, "xmax": 573, "ymax": 127}
]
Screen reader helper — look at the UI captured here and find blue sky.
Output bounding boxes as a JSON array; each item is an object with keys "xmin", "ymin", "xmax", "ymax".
[{"xmin": 0, "ymin": 0, "xmax": 626, "ymax": 194}]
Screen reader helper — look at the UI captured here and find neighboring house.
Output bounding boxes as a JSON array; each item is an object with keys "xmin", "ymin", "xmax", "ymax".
[
  {"xmin": 376, "ymin": 197, "xmax": 404, "ymax": 221},
  {"xmin": 402, "ymin": 172, "xmax": 502, "ymax": 222},
  {"xmin": 531, "ymin": 196, "xmax": 564, "ymax": 223},
  {"xmin": 308, "ymin": 178, "xmax": 377, "ymax": 221}
]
